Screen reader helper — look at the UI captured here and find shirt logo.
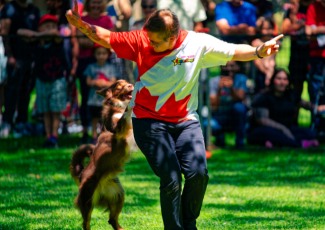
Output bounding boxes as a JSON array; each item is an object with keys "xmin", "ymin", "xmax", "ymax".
[{"xmin": 172, "ymin": 56, "xmax": 194, "ymax": 66}]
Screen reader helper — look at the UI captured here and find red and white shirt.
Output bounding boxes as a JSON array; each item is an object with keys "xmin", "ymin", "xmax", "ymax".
[{"xmin": 110, "ymin": 30, "xmax": 236, "ymax": 123}]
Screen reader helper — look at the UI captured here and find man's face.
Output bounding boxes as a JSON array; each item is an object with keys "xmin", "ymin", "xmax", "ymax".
[
  {"xmin": 146, "ymin": 31, "xmax": 175, "ymax": 53},
  {"xmin": 39, "ymin": 21, "xmax": 58, "ymax": 32},
  {"xmin": 94, "ymin": 47, "xmax": 109, "ymax": 63},
  {"xmin": 141, "ymin": 0, "xmax": 157, "ymax": 20},
  {"xmin": 231, "ymin": 0, "xmax": 242, "ymax": 6}
]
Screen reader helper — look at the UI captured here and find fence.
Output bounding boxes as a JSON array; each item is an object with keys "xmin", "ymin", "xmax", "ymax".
[{"xmin": 0, "ymin": 34, "xmax": 324, "ymax": 151}]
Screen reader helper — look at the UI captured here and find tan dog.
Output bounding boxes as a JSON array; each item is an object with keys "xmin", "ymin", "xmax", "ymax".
[{"xmin": 70, "ymin": 80, "xmax": 134, "ymax": 230}]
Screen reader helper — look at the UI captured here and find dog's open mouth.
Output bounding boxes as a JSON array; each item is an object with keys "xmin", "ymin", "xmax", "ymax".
[{"xmin": 123, "ymin": 91, "xmax": 133, "ymax": 100}]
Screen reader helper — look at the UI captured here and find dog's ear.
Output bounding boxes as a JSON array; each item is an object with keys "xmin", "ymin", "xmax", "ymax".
[{"xmin": 96, "ymin": 87, "xmax": 112, "ymax": 100}]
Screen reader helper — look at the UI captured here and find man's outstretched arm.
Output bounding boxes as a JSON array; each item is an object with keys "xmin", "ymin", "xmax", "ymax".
[
  {"xmin": 232, "ymin": 34, "xmax": 283, "ymax": 61},
  {"xmin": 66, "ymin": 0, "xmax": 112, "ymax": 49}
]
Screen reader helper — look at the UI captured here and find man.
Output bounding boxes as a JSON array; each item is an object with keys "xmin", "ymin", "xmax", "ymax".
[
  {"xmin": 209, "ymin": 61, "xmax": 248, "ymax": 148},
  {"xmin": 0, "ymin": 0, "xmax": 40, "ymax": 137},
  {"xmin": 157, "ymin": 0, "xmax": 207, "ymax": 32},
  {"xmin": 215, "ymin": 0, "xmax": 256, "ymax": 42},
  {"xmin": 305, "ymin": 0, "xmax": 325, "ymax": 106},
  {"xmin": 66, "ymin": 2, "xmax": 282, "ymax": 229}
]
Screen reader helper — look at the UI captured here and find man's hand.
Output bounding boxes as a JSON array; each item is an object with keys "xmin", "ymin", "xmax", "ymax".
[
  {"xmin": 257, "ymin": 34, "xmax": 283, "ymax": 58},
  {"xmin": 66, "ymin": 1, "xmax": 81, "ymax": 28},
  {"xmin": 317, "ymin": 105, "xmax": 325, "ymax": 113},
  {"xmin": 219, "ymin": 77, "xmax": 233, "ymax": 89}
]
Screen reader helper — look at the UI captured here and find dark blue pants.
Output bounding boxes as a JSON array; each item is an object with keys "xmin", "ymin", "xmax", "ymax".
[
  {"xmin": 247, "ymin": 126, "xmax": 315, "ymax": 147},
  {"xmin": 76, "ymin": 56, "xmax": 96, "ymax": 127},
  {"xmin": 210, "ymin": 102, "xmax": 247, "ymax": 146},
  {"xmin": 3, "ymin": 60, "xmax": 35, "ymax": 124},
  {"xmin": 132, "ymin": 118, "xmax": 209, "ymax": 230},
  {"xmin": 308, "ymin": 56, "xmax": 325, "ymax": 105}
]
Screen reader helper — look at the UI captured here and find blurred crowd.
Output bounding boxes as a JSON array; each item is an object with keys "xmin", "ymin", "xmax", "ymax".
[{"xmin": 0, "ymin": 0, "xmax": 324, "ymax": 149}]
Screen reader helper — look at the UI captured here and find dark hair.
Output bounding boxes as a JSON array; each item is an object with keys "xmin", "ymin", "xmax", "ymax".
[
  {"xmin": 268, "ymin": 68, "xmax": 291, "ymax": 94},
  {"xmin": 49, "ymin": 0, "xmax": 71, "ymax": 26},
  {"xmin": 141, "ymin": 0, "xmax": 157, "ymax": 7},
  {"xmin": 256, "ymin": 16, "xmax": 275, "ymax": 34},
  {"xmin": 84, "ymin": 0, "xmax": 106, "ymax": 14},
  {"xmin": 144, "ymin": 9, "xmax": 181, "ymax": 39}
]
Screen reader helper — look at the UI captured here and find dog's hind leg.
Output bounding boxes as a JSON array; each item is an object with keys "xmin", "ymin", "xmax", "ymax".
[
  {"xmin": 78, "ymin": 176, "xmax": 97, "ymax": 230},
  {"xmin": 108, "ymin": 179, "xmax": 125, "ymax": 230}
]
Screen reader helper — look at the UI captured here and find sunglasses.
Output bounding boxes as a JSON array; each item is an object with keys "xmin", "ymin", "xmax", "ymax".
[
  {"xmin": 141, "ymin": 4, "xmax": 156, "ymax": 9},
  {"xmin": 149, "ymin": 38, "xmax": 168, "ymax": 48}
]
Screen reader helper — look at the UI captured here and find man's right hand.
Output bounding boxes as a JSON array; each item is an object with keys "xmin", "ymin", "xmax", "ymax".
[
  {"xmin": 66, "ymin": 1, "xmax": 81, "ymax": 27},
  {"xmin": 219, "ymin": 77, "xmax": 234, "ymax": 89}
]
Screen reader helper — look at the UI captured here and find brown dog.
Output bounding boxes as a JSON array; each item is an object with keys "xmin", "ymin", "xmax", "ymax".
[{"xmin": 70, "ymin": 80, "xmax": 134, "ymax": 230}]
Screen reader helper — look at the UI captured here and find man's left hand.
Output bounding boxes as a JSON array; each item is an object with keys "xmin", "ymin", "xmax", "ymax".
[{"xmin": 257, "ymin": 34, "xmax": 283, "ymax": 58}]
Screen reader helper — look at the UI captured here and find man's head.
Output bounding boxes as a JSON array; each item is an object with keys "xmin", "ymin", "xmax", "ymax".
[
  {"xmin": 231, "ymin": 0, "xmax": 242, "ymax": 7},
  {"xmin": 141, "ymin": 0, "xmax": 157, "ymax": 20},
  {"xmin": 93, "ymin": 46, "xmax": 110, "ymax": 64},
  {"xmin": 144, "ymin": 9, "xmax": 181, "ymax": 53},
  {"xmin": 38, "ymin": 14, "xmax": 58, "ymax": 32},
  {"xmin": 221, "ymin": 61, "xmax": 240, "ymax": 78}
]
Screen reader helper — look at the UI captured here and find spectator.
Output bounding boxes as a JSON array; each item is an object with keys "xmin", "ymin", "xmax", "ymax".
[
  {"xmin": 132, "ymin": 0, "xmax": 157, "ymax": 31},
  {"xmin": 0, "ymin": 0, "xmax": 8, "ymax": 127},
  {"xmin": 106, "ymin": 0, "xmax": 132, "ymax": 32},
  {"xmin": 84, "ymin": 45, "xmax": 117, "ymax": 144},
  {"xmin": 18, "ymin": 14, "xmax": 68, "ymax": 148},
  {"xmin": 252, "ymin": 17, "xmax": 277, "ymax": 92},
  {"xmin": 0, "ymin": 0, "xmax": 40, "ymax": 138},
  {"xmin": 208, "ymin": 61, "xmax": 248, "ymax": 148},
  {"xmin": 305, "ymin": 0, "xmax": 325, "ymax": 106},
  {"xmin": 76, "ymin": 0, "xmax": 114, "ymax": 144},
  {"xmin": 247, "ymin": 69, "xmax": 325, "ymax": 148},
  {"xmin": 157, "ymin": 0, "xmax": 207, "ymax": 31},
  {"xmin": 282, "ymin": 0, "xmax": 314, "ymax": 97},
  {"xmin": 47, "ymin": 0, "xmax": 79, "ymax": 133},
  {"xmin": 215, "ymin": 0, "xmax": 256, "ymax": 43},
  {"xmin": 200, "ymin": 0, "xmax": 216, "ymax": 33},
  {"xmin": 246, "ymin": 0, "xmax": 273, "ymax": 18}
]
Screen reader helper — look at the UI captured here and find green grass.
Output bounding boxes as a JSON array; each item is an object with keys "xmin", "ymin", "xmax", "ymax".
[{"xmin": 1, "ymin": 145, "xmax": 325, "ymax": 229}]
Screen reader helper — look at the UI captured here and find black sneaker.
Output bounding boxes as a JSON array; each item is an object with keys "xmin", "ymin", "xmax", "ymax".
[{"xmin": 43, "ymin": 139, "xmax": 58, "ymax": 148}]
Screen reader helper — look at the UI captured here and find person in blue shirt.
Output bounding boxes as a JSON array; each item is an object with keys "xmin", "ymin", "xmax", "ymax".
[
  {"xmin": 208, "ymin": 61, "xmax": 248, "ymax": 148},
  {"xmin": 215, "ymin": 0, "xmax": 257, "ymax": 42}
]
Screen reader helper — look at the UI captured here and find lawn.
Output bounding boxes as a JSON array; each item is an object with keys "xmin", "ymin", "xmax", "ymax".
[{"xmin": 1, "ymin": 144, "xmax": 325, "ymax": 230}]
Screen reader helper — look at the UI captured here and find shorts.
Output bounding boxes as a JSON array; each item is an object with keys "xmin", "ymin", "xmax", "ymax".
[
  {"xmin": 88, "ymin": 106, "xmax": 102, "ymax": 119},
  {"xmin": 36, "ymin": 77, "xmax": 67, "ymax": 113}
]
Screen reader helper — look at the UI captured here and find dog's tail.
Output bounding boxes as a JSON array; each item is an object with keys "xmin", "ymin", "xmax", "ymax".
[{"xmin": 70, "ymin": 144, "xmax": 95, "ymax": 185}]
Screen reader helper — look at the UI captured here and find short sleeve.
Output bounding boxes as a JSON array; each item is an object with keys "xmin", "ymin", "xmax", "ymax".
[
  {"xmin": 215, "ymin": 2, "xmax": 229, "ymax": 22},
  {"xmin": 247, "ymin": 6, "xmax": 257, "ymax": 27},
  {"xmin": 0, "ymin": 3, "xmax": 14, "ymax": 19},
  {"xmin": 252, "ymin": 93, "xmax": 268, "ymax": 108},
  {"xmin": 233, "ymin": 74, "xmax": 248, "ymax": 92},
  {"xmin": 306, "ymin": 4, "xmax": 316, "ymax": 26},
  {"xmin": 284, "ymin": 9, "xmax": 290, "ymax": 19},
  {"xmin": 110, "ymin": 65, "xmax": 119, "ymax": 78},
  {"xmin": 193, "ymin": 0, "xmax": 207, "ymax": 23},
  {"xmin": 209, "ymin": 77, "xmax": 220, "ymax": 96},
  {"xmin": 110, "ymin": 30, "xmax": 141, "ymax": 62},
  {"xmin": 83, "ymin": 65, "xmax": 92, "ymax": 77},
  {"xmin": 199, "ymin": 33, "xmax": 236, "ymax": 68}
]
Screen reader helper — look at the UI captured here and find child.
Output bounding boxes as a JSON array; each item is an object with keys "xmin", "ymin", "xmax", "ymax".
[
  {"xmin": 84, "ymin": 44, "xmax": 118, "ymax": 144},
  {"xmin": 18, "ymin": 14, "xmax": 68, "ymax": 148},
  {"xmin": 252, "ymin": 17, "xmax": 279, "ymax": 93}
]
